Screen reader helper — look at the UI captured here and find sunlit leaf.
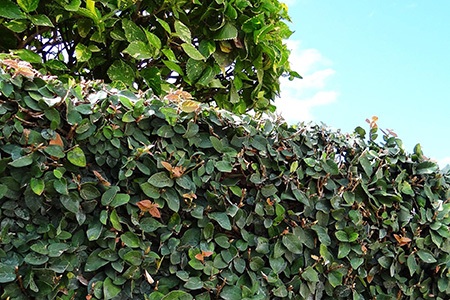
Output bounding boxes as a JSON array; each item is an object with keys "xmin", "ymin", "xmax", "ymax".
[
  {"xmin": 180, "ymin": 100, "xmax": 200, "ymax": 113},
  {"xmin": 181, "ymin": 43, "xmax": 205, "ymax": 60},
  {"xmin": 67, "ymin": 146, "xmax": 86, "ymax": 167}
]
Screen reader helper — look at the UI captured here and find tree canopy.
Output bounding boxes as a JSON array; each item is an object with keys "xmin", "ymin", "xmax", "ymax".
[{"xmin": 0, "ymin": 0, "xmax": 300, "ymax": 113}]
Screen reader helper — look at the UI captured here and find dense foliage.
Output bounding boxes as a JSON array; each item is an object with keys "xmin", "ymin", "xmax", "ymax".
[
  {"xmin": 0, "ymin": 0, "xmax": 299, "ymax": 113},
  {"xmin": 1, "ymin": 60, "xmax": 450, "ymax": 300}
]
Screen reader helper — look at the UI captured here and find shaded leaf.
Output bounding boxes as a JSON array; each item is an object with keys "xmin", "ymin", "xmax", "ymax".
[
  {"xmin": 208, "ymin": 212, "xmax": 231, "ymax": 230},
  {"xmin": 417, "ymin": 249, "xmax": 437, "ymax": 263},
  {"xmin": 282, "ymin": 233, "xmax": 302, "ymax": 254},
  {"xmin": 0, "ymin": 263, "xmax": 16, "ymax": 283},
  {"xmin": 0, "ymin": 0, "xmax": 26, "ymax": 19},
  {"xmin": 214, "ymin": 23, "xmax": 238, "ymax": 41},
  {"xmin": 103, "ymin": 277, "xmax": 121, "ymax": 299},
  {"xmin": 9, "ymin": 154, "xmax": 33, "ymax": 167}
]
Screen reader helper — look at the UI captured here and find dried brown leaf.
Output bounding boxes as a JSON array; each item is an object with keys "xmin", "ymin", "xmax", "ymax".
[{"xmin": 136, "ymin": 200, "xmax": 161, "ymax": 218}]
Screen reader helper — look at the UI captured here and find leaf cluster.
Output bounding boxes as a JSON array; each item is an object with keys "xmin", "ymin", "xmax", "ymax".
[
  {"xmin": 1, "ymin": 61, "xmax": 450, "ymax": 300},
  {"xmin": 0, "ymin": 0, "xmax": 299, "ymax": 113}
]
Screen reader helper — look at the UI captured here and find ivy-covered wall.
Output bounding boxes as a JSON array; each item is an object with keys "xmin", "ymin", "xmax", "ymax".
[{"xmin": 1, "ymin": 60, "xmax": 450, "ymax": 300}]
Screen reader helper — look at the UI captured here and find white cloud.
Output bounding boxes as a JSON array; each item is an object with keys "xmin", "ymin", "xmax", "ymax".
[
  {"xmin": 276, "ymin": 90, "xmax": 338, "ymax": 122},
  {"xmin": 275, "ymin": 40, "xmax": 338, "ymax": 124}
]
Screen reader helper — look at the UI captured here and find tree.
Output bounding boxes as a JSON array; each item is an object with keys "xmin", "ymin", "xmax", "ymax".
[{"xmin": 0, "ymin": 0, "xmax": 300, "ymax": 113}]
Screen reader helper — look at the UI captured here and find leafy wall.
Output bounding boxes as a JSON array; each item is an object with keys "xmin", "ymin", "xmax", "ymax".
[{"xmin": 1, "ymin": 60, "xmax": 450, "ymax": 300}]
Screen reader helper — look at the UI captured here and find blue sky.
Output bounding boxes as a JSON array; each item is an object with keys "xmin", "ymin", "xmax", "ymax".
[{"xmin": 276, "ymin": 1, "xmax": 450, "ymax": 166}]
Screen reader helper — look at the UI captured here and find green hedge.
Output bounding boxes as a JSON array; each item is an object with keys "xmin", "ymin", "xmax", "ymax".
[{"xmin": 1, "ymin": 60, "xmax": 450, "ymax": 300}]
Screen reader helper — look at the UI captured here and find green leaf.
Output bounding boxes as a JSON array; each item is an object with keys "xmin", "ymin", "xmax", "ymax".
[
  {"xmin": 140, "ymin": 182, "xmax": 160, "ymax": 199},
  {"xmin": 216, "ymin": 160, "xmax": 233, "ymax": 172},
  {"xmin": 30, "ymin": 241, "xmax": 48, "ymax": 255},
  {"xmin": 30, "ymin": 178, "xmax": 44, "ymax": 195},
  {"xmin": 101, "ymin": 186, "xmax": 120, "ymax": 206},
  {"xmin": 184, "ymin": 276, "xmax": 203, "ymax": 290},
  {"xmin": 121, "ymin": 232, "xmax": 140, "ymax": 248},
  {"xmin": 328, "ymin": 270, "xmax": 343, "ymax": 288},
  {"xmin": 87, "ymin": 221, "xmax": 103, "ymax": 241},
  {"xmin": 214, "ymin": 23, "xmax": 238, "ymax": 41},
  {"xmin": 208, "ymin": 212, "xmax": 232, "ymax": 230},
  {"xmin": 415, "ymin": 161, "xmax": 439, "ymax": 175},
  {"xmin": 181, "ymin": 43, "xmax": 205, "ymax": 60},
  {"xmin": 45, "ymin": 59, "xmax": 68, "ymax": 71},
  {"xmin": 261, "ymin": 184, "xmax": 277, "ymax": 197},
  {"xmin": 348, "ymin": 232, "xmax": 359, "ymax": 242},
  {"xmin": 350, "ymin": 257, "xmax": 364, "ymax": 270},
  {"xmin": 9, "ymin": 154, "xmax": 33, "ymax": 167},
  {"xmin": 80, "ymin": 184, "xmax": 101, "ymax": 200},
  {"xmin": 14, "ymin": 48, "xmax": 42, "ymax": 63},
  {"xmin": 311, "ymin": 224, "xmax": 331, "ymax": 246},
  {"xmin": 186, "ymin": 58, "xmax": 206, "ymax": 83},
  {"xmin": 60, "ymin": 193, "xmax": 80, "ymax": 214},
  {"xmin": 174, "ymin": 20, "xmax": 191, "ymax": 43},
  {"xmin": 103, "ymin": 277, "xmax": 121, "ymax": 299},
  {"xmin": 110, "ymin": 193, "xmax": 130, "ymax": 208},
  {"xmin": 163, "ymin": 60, "xmax": 184, "ymax": 76},
  {"xmin": 123, "ymin": 40, "xmax": 153, "ymax": 59},
  {"xmin": 282, "ymin": 233, "xmax": 302, "ymax": 254},
  {"xmin": 110, "ymin": 208, "xmax": 122, "ymax": 231},
  {"xmin": 140, "ymin": 217, "xmax": 164, "ymax": 232},
  {"xmin": 107, "ymin": 60, "xmax": 135, "ymax": 87},
  {"xmin": 28, "ymin": 14, "xmax": 54, "ymax": 27},
  {"xmin": 24, "ymin": 252, "xmax": 48, "ymax": 265},
  {"xmin": 0, "ymin": 0, "xmax": 26, "ymax": 19},
  {"xmin": 17, "ymin": 0, "xmax": 39, "ymax": 12},
  {"xmin": 64, "ymin": 0, "xmax": 81, "ymax": 11},
  {"xmin": 156, "ymin": 16, "xmax": 171, "ymax": 33},
  {"xmin": 269, "ymin": 257, "xmax": 287, "ymax": 274},
  {"xmin": 44, "ymin": 145, "xmax": 65, "ymax": 158},
  {"xmin": 301, "ymin": 266, "xmax": 319, "ymax": 282},
  {"xmin": 145, "ymin": 29, "xmax": 162, "ymax": 50},
  {"xmin": 401, "ymin": 181, "xmax": 414, "ymax": 196},
  {"xmin": 377, "ymin": 256, "xmax": 392, "ymax": 269},
  {"xmin": 48, "ymin": 243, "xmax": 69, "ymax": 257},
  {"xmin": 322, "ymin": 159, "xmax": 339, "ymax": 175},
  {"xmin": 45, "ymin": 107, "xmax": 61, "ymax": 128},
  {"xmin": 54, "ymin": 177, "xmax": 69, "ymax": 195},
  {"xmin": 123, "ymin": 250, "xmax": 143, "ymax": 266},
  {"xmin": 0, "ymin": 263, "xmax": 16, "ymax": 283},
  {"xmin": 335, "ymin": 230, "xmax": 349, "ymax": 242},
  {"xmin": 85, "ymin": 249, "xmax": 108, "ymax": 272},
  {"xmin": 220, "ymin": 286, "xmax": 241, "ymax": 300},
  {"xmin": 199, "ymin": 40, "xmax": 216, "ymax": 59},
  {"xmin": 416, "ymin": 249, "xmax": 437, "ymax": 263},
  {"xmin": 148, "ymin": 172, "xmax": 174, "ymax": 188},
  {"xmin": 210, "ymin": 136, "xmax": 224, "ymax": 152},
  {"xmin": 98, "ymin": 249, "xmax": 119, "ymax": 262},
  {"xmin": 0, "ymin": 184, "xmax": 7, "ymax": 199},
  {"xmin": 337, "ymin": 243, "xmax": 351, "ymax": 258},
  {"xmin": 359, "ymin": 154, "xmax": 373, "ymax": 177},
  {"xmin": 122, "ymin": 18, "xmax": 146, "ymax": 42},
  {"xmin": 407, "ymin": 254, "xmax": 418, "ymax": 276},
  {"xmin": 75, "ymin": 43, "xmax": 92, "ymax": 62},
  {"xmin": 67, "ymin": 146, "xmax": 86, "ymax": 167},
  {"xmin": 5, "ymin": 19, "xmax": 28, "ymax": 32}
]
